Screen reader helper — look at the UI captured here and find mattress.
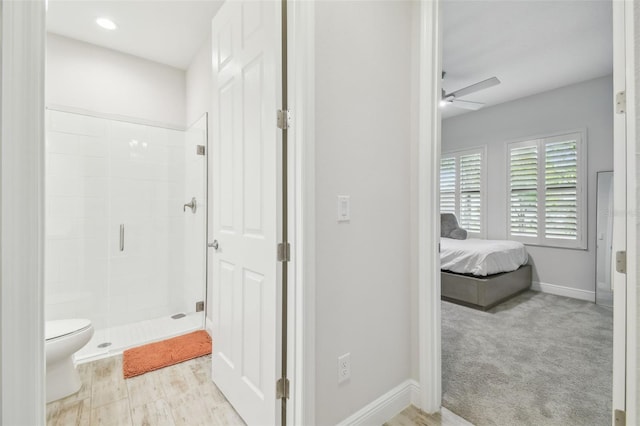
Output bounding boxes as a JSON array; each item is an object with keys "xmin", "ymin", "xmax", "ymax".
[{"xmin": 440, "ymin": 238, "xmax": 528, "ymax": 276}]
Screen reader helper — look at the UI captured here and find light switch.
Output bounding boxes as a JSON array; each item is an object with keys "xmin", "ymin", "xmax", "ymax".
[{"xmin": 337, "ymin": 195, "xmax": 350, "ymax": 222}]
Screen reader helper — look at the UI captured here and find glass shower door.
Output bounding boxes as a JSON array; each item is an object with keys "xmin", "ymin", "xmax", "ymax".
[
  {"xmin": 45, "ymin": 108, "xmax": 208, "ymax": 361},
  {"xmin": 182, "ymin": 114, "xmax": 208, "ymax": 320}
]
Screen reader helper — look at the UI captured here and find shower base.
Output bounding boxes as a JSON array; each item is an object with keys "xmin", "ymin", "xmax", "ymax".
[{"xmin": 75, "ymin": 311, "xmax": 204, "ymax": 363}]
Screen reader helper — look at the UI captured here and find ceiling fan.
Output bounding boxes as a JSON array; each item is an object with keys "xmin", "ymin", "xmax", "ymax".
[{"xmin": 441, "ymin": 72, "xmax": 501, "ymax": 111}]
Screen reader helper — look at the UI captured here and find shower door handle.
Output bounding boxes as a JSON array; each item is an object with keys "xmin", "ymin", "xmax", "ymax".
[{"xmin": 119, "ymin": 224, "xmax": 124, "ymax": 252}]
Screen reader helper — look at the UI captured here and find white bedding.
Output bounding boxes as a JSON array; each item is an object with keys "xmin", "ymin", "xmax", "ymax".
[{"xmin": 440, "ymin": 238, "xmax": 528, "ymax": 276}]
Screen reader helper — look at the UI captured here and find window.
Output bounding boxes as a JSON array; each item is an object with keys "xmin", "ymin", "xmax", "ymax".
[
  {"xmin": 507, "ymin": 131, "xmax": 586, "ymax": 249},
  {"xmin": 439, "ymin": 147, "xmax": 486, "ymax": 237}
]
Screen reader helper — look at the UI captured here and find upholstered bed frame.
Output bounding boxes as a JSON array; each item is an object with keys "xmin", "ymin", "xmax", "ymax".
[
  {"xmin": 440, "ymin": 213, "xmax": 532, "ymax": 310},
  {"xmin": 441, "ymin": 265, "xmax": 532, "ymax": 311}
]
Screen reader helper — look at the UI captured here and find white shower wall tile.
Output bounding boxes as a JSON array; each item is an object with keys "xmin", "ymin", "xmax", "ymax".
[
  {"xmin": 47, "ymin": 153, "xmax": 108, "ymax": 178},
  {"xmin": 109, "ymin": 159, "xmax": 153, "ymax": 180},
  {"xmin": 111, "ymin": 177, "xmax": 154, "ymax": 200},
  {"xmin": 109, "ymin": 119, "xmax": 149, "ymax": 141},
  {"xmin": 152, "ymin": 180, "xmax": 184, "ymax": 200},
  {"xmin": 47, "ymin": 217, "xmax": 108, "ymax": 241},
  {"xmin": 46, "ymin": 132, "xmax": 108, "ymax": 157}
]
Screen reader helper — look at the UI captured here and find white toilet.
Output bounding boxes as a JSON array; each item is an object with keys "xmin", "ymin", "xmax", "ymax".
[{"xmin": 45, "ymin": 319, "xmax": 94, "ymax": 403}]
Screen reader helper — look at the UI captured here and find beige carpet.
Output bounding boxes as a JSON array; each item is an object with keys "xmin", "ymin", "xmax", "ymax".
[{"xmin": 442, "ymin": 290, "xmax": 613, "ymax": 426}]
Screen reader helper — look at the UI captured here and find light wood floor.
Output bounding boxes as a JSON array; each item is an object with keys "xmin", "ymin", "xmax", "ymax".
[
  {"xmin": 48, "ymin": 354, "xmax": 470, "ymax": 426},
  {"xmin": 385, "ymin": 405, "xmax": 474, "ymax": 426},
  {"xmin": 46, "ymin": 354, "xmax": 245, "ymax": 426}
]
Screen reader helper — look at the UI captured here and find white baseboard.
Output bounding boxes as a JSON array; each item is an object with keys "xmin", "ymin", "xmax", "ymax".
[
  {"xmin": 336, "ymin": 380, "xmax": 474, "ymax": 426},
  {"xmin": 205, "ymin": 317, "xmax": 213, "ymax": 337},
  {"xmin": 531, "ymin": 281, "xmax": 595, "ymax": 302},
  {"xmin": 337, "ymin": 379, "xmax": 418, "ymax": 426},
  {"xmin": 409, "ymin": 380, "xmax": 421, "ymax": 407}
]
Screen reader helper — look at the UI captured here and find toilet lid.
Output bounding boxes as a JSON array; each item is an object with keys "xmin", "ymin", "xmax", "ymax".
[{"xmin": 45, "ymin": 319, "xmax": 91, "ymax": 341}]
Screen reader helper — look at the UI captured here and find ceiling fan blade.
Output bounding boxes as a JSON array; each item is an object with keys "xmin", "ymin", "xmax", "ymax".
[
  {"xmin": 451, "ymin": 99, "xmax": 485, "ymax": 111},
  {"xmin": 448, "ymin": 76, "xmax": 500, "ymax": 99}
]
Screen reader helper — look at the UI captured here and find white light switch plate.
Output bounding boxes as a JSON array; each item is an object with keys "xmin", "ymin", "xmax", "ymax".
[
  {"xmin": 337, "ymin": 195, "xmax": 350, "ymax": 222},
  {"xmin": 338, "ymin": 352, "xmax": 351, "ymax": 383}
]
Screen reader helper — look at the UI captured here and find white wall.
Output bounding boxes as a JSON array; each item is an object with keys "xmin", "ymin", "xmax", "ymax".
[
  {"xmin": 442, "ymin": 75, "xmax": 614, "ymax": 296},
  {"xmin": 46, "ymin": 34, "xmax": 186, "ymax": 127},
  {"xmin": 186, "ymin": 37, "xmax": 212, "ymax": 128},
  {"xmin": 314, "ymin": 2, "xmax": 414, "ymax": 423}
]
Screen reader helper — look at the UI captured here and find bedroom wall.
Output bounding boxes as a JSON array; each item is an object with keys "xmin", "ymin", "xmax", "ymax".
[
  {"xmin": 314, "ymin": 1, "xmax": 414, "ymax": 423},
  {"xmin": 442, "ymin": 75, "xmax": 613, "ymax": 299},
  {"xmin": 46, "ymin": 34, "xmax": 186, "ymax": 127}
]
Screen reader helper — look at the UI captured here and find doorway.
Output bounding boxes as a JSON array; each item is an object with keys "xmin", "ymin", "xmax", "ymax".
[{"xmin": 416, "ymin": 0, "xmax": 636, "ymax": 424}]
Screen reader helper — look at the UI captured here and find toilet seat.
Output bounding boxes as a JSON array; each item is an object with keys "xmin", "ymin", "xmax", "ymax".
[{"xmin": 46, "ymin": 319, "xmax": 92, "ymax": 341}]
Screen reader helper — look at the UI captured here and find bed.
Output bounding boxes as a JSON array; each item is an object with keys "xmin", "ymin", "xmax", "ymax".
[{"xmin": 440, "ymin": 218, "xmax": 532, "ymax": 310}]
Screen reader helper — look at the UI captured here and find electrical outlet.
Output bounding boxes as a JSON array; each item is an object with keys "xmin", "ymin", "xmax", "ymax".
[{"xmin": 337, "ymin": 353, "xmax": 351, "ymax": 383}]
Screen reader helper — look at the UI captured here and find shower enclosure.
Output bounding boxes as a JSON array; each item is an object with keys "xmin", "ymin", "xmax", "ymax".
[{"xmin": 45, "ymin": 108, "xmax": 207, "ymax": 361}]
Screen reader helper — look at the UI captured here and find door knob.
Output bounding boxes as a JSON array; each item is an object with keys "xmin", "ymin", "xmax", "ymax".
[
  {"xmin": 183, "ymin": 197, "xmax": 197, "ymax": 213},
  {"xmin": 208, "ymin": 240, "xmax": 219, "ymax": 250}
]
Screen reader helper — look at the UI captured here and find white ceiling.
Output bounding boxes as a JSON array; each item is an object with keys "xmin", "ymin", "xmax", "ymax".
[
  {"xmin": 47, "ymin": 0, "xmax": 613, "ymax": 103},
  {"xmin": 47, "ymin": 0, "xmax": 224, "ymax": 70},
  {"xmin": 441, "ymin": 0, "xmax": 613, "ymax": 119}
]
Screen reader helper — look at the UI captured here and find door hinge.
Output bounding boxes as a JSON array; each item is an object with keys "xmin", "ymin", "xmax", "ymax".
[
  {"xmin": 616, "ymin": 251, "xmax": 627, "ymax": 274},
  {"xmin": 277, "ymin": 242, "xmax": 290, "ymax": 262},
  {"xmin": 196, "ymin": 145, "xmax": 206, "ymax": 156},
  {"xmin": 616, "ymin": 91, "xmax": 626, "ymax": 114},
  {"xmin": 277, "ymin": 109, "xmax": 292, "ymax": 130},
  {"xmin": 614, "ymin": 409, "xmax": 626, "ymax": 426},
  {"xmin": 276, "ymin": 377, "xmax": 290, "ymax": 399}
]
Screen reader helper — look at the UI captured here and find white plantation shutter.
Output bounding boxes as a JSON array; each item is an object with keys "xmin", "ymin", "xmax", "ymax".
[
  {"xmin": 509, "ymin": 144, "xmax": 538, "ymax": 237},
  {"xmin": 439, "ymin": 148, "xmax": 485, "ymax": 237},
  {"xmin": 545, "ymin": 139, "xmax": 578, "ymax": 240},
  {"xmin": 459, "ymin": 153, "xmax": 482, "ymax": 233},
  {"xmin": 507, "ymin": 132, "xmax": 585, "ymax": 249},
  {"xmin": 440, "ymin": 157, "xmax": 456, "ymax": 215}
]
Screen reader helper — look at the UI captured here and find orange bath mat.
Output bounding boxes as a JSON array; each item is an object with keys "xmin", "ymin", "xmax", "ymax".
[{"xmin": 123, "ymin": 330, "xmax": 212, "ymax": 378}]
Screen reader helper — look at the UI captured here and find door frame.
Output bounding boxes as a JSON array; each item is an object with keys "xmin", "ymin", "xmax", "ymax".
[
  {"xmin": 619, "ymin": 1, "xmax": 637, "ymax": 422},
  {"xmin": 287, "ymin": 0, "xmax": 315, "ymax": 424},
  {"xmin": 416, "ymin": 0, "xmax": 638, "ymax": 422},
  {"xmin": 416, "ymin": 0, "xmax": 443, "ymax": 413},
  {"xmin": 0, "ymin": 0, "xmax": 47, "ymax": 424}
]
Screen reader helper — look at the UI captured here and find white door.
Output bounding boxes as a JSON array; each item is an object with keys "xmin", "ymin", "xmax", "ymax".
[{"xmin": 209, "ymin": 1, "xmax": 281, "ymax": 425}]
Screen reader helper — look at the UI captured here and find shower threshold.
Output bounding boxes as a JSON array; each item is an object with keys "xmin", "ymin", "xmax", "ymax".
[{"xmin": 75, "ymin": 311, "xmax": 205, "ymax": 363}]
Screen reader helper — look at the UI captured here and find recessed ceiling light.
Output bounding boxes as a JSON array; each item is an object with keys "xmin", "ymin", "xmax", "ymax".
[{"xmin": 96, "ymin": 18, "xmax": 117, "ymax": 30}]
